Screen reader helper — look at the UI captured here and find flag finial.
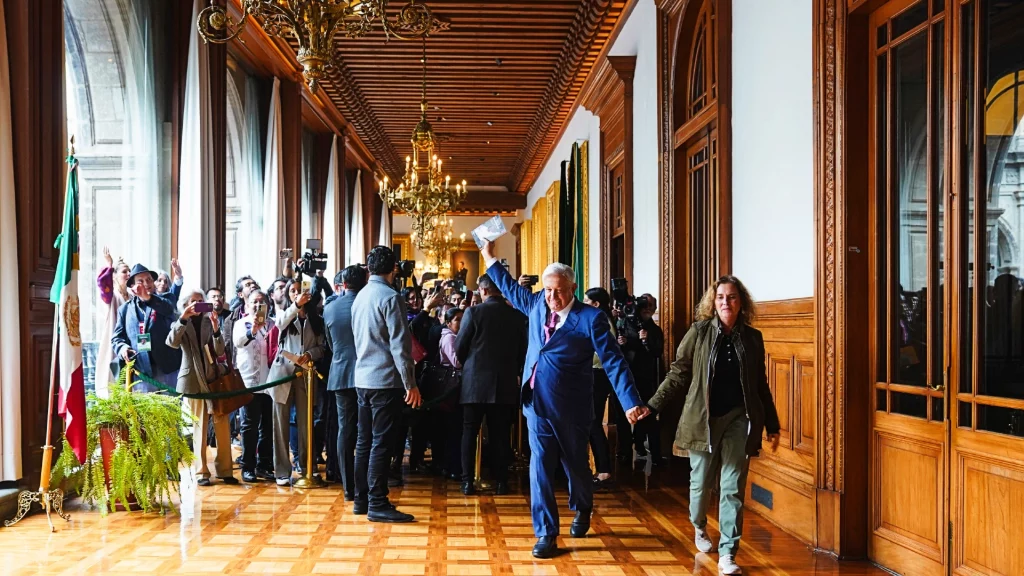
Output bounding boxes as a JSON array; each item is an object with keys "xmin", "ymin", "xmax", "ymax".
[{"xmin": 69, "ymin": 135, "xmax": 75, "ymax": 156}]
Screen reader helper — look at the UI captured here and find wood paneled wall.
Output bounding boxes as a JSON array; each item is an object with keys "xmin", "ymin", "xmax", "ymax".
[
  {"xmin": 746, "ymin": 298, "xmax": 817, "ymax": 544},
  {"xmin": 4, "ymin": 0, "xmax": 66, "ymax": 487}
]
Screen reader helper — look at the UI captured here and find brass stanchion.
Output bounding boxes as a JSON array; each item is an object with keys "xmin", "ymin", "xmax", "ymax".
[
  {"xmin": 509, "ymin": 407, "xmax": 528, "ymax": 471},
  {"xmin": 474, "ymin": 425, "xmax": 493, "ymax": 491},
  {"xmin": 292, "ymin": 362, "xmax": 326, "ymax": 490}
]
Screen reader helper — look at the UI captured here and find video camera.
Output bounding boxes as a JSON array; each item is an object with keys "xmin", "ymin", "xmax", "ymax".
[
  {"xmin": 392, "ymin": 259, "xmax": 417, "ymax": 291},
  {"xmin": 296, "ymin": 239, "xmax": 328, "ymax": 278},
  {"xmin": 610, "ymin": 277, "xmax": 652, "ymax": 332}
]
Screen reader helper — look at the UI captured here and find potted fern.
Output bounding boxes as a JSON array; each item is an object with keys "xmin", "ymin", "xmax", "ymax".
[{"xmin": 51, "ymin": 361, "xmax": 194, "ymax": 514}]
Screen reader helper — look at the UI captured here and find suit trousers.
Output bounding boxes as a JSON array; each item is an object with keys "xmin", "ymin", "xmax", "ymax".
[
  {"xmin": 187, "ymin": 398, "xmax": 233, "ymax": 479},
  {"xmin": 272, "ymin": 381, "xmax": 308, "ymax": 480},
  {"xmin": 355, "ymin": 388, "xmax": 404, "ymax": 510},
  {"xmin": 524, "ymin": 403, "xmax": 593, "ymax": 537},
  {"xmin": 240, "ymin": 393, "xmax": 273, "ymax": 473},
  {"xmin": 461, "ymin": 403, "xmax": 512, "ymax": 483},
  {"xmin": 688, "ymin": 407, "xmax": 750, "ymax": 556},
  {"xmin": 334, "ymin": 389, "xmax": 358, "ymax": 499}
]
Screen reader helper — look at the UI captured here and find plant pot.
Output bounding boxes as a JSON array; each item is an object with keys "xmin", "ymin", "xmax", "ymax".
[{"xmin": 99, "ymin": 426, "xmax": 141, "ymax": 511}]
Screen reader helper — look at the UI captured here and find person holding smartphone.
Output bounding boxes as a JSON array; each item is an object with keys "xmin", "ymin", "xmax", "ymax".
[
  {"xmin": 234, "ymin": 291, "xmax": 276, "ymax": 482},
  {"xmin": 167, "ymin": 289, "xmax": 236, "ymax": 486}
]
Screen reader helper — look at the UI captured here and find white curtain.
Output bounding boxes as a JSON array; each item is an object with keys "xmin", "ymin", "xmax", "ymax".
[
  {"xmin": 347, "ymin": 170, "xmax": 365, "ymax": 265},
  {"xmin": 378, "ymin": 202, "xmax": 391, "ymax": 248},
  {"xmin": 261, "ymin": 78, "xmax": 286, "ymax": 287},
  {"xmin": 120, "ymin": 0, "xmax": 165, "ymax": 271},
  {"xmin": 177, "ymin": 0, "xmax": 217, "ymax": 289},
  {"xmin": 242, "ymin": 76, "xmax": 264, "ymax": 285},
  {"xmin": 300, "ymin": 131, "xmax": 312, "ymax": 244},
  {"xmin": 322, "ymin": 135, "xmax": 343, "ymax": 275},
  {"xmin": 0, "ymin": 0, "xmax": 23, "ymax": 481}
]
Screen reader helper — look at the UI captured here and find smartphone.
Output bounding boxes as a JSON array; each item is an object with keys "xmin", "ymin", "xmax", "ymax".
[
  {"xmin": 254, "ymin": 303, "xmax": 267, "ymax": 324},
  {"xmin": 279, "ymin": 248, "xmax": 294, "ymax": 259},
  {"xmin": 194, "ymin": 302, "xmax": 213, "ymax": 314}
]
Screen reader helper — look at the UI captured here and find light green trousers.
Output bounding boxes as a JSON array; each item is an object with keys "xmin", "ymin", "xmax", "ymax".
[{"xmin": 687, "ymin": 407, "xmax": 750, "ymax": 556}]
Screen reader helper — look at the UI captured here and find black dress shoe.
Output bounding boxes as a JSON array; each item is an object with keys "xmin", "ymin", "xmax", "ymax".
[
  {"xmin": 495, "ymin": 481, "xmax": 509, "ymax": 495},
  {"xmin": 219, "ymin": 476, "xmax": 239, "ymax": 485},
  {"xmin": 242, "ymin": 470, "xmax": 259, "ymax": 483},
  {"xmin": 257, "ymin": 468, "xmax": 275, "ymax": 480},
  {"xmin": 460, "ymin": 481, "xmax": 476, "ymax": 496},
  {"xmin": 367, "ymin": 506, "xmax": 414, "ymax": 523},
  {"xmin": 532, "ymin": 536, "xmax": 558, "ymax": 559},
  {"xmin": 593, "ymin": 477, "xmax": 615, "ymax": 492},
  {"xmin": 570, "ymin": 509, "xmax": 592, "ymax": 538},
  {"xmin": 353, "ymin": 501, "xmax": 368, "ymax": 515}
]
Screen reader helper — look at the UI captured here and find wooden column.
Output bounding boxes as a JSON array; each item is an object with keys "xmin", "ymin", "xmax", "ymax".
[
  {"xmin": 280, "ymin": 79, "xmax": 302, "ymax": 255},
  {"xmin": 4, "ymin": 0, "xmax": 66, "ymax": 487},
  {"xmin": 609, "ymin": 56, "xmax": 636, "ymax": 288},
  {"xmin": 209, "ymin": 6, "xmax": 227, "ymax": 292},
  {"xmin": 813, "ymin": 0, "xmax": 867, "ymax": 558}
]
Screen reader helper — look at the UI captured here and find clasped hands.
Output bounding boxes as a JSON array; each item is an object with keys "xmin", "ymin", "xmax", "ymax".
[{"xmin": 625, "ymin": 404, "xmax": 652, "ymax": 424}]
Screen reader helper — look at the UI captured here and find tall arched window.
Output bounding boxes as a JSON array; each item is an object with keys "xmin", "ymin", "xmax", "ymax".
[{"xmin": 64, "ymin": 0, "xmax": 169, "ymax": 391}]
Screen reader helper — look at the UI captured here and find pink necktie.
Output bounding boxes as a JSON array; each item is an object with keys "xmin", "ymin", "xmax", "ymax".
[{"xmin": 530, "ymin": 310, "xmax": 559, "ymax": 389}]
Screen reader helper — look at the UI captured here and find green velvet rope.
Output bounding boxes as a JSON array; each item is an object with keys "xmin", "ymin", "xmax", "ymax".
[{"xmin": 131, "ymin": 369, "xmax": 298, "ymax": 399}]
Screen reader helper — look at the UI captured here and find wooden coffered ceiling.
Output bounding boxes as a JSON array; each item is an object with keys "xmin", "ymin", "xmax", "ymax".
[{"xmin": 282, "ymin": 0, "xmax": 627, "ymax": 196}]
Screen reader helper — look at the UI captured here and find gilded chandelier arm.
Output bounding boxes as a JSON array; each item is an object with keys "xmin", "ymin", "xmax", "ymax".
[{"xmin": 197, "ymin": 3, "xmax": 250, "ymax": 45}]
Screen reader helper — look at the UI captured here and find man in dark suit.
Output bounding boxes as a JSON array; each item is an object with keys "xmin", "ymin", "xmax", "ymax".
[
  {"xmin": 323, "ymin": 265, "xmax": 368, "ymax": 501},
  {"xmin": 111, "ymin": 264, "xmax": 181, "ymax": 392},
  {"xmin": 455, "ymin": 273, "xmax": 527, "ymax": 496},
  {"xmin": 480, "ymin": 240, "xmax": 651, "ymax": 559}
]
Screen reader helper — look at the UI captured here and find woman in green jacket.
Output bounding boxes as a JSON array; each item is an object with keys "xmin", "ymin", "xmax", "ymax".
[{"xmin": 648, "ymin": 276, "xmax": 780, "ymax": 576}]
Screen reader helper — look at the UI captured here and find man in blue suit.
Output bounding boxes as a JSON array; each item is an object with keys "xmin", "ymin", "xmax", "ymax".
[{"xmin": 480, "ymin": 241, "xmax": 651, "ymax": 558}]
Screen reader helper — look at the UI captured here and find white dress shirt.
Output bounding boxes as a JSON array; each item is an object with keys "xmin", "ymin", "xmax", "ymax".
[{"xmin": 551, "ymin": 300, "xmax": 574, "ymax": 330}]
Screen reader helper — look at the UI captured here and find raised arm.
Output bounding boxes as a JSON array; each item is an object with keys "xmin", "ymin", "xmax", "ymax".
[{"xmin": 485, "ymin": 261, "xmax": 536, "ymax": 315}]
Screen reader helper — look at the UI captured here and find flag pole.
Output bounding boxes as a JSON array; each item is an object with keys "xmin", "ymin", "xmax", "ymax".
[{"xmin": 4, "ymin": 137, "xmax": 75, "ymax": 531}]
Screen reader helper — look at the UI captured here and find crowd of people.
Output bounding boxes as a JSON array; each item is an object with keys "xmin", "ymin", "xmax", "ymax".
[{"xmin": 93, "ymin": 239, "xmax": 780, "ymax": 574}]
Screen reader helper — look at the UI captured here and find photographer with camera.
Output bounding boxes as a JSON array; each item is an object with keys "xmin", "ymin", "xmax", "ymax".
[{"xmin": 610, "ymin": 284, "xmax": 665, "ymax": 465}]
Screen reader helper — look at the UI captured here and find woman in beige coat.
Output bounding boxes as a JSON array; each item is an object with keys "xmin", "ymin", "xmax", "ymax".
[{"xmin": 167, "ymin": 289, "xmax": 237, "ymax": 486}]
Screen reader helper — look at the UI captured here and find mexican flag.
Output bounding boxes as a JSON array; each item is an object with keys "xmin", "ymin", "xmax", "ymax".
[{"xmin": 49, "ymin": 154, "xmax": 86, "ymax": 465}]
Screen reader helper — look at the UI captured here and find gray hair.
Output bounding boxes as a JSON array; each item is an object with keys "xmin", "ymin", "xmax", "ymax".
[
  {"xmin": 542, "ymin": 262, "xmax": 575, "ymax": 284},
  {"xmin": 177, "ymin": 289, "xmax": 205, "ymax": 314}
]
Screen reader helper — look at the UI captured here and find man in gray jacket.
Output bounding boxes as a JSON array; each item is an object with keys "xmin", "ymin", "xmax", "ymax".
[
  {"xmin": 324, "ymin": 265, "xmax": 368, "ymax": 501},
  {"xmin": 351, "ymin": 246, "xmax": 422, "ymax": 522}
]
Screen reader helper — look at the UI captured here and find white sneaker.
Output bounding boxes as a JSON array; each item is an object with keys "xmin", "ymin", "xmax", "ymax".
[
  {"xmin": 694, "ymin": 528, "xmax": 714, "ymax": 553},
  {"xmin": 719, "ymin": 554, "xmax": 742, "ymax": 575},
  {"xmin": 276, "ymin": 477, "xmax": 291, "ymax": 486}
]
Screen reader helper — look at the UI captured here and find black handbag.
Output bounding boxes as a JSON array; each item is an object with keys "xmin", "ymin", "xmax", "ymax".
[{"xmin": 418, "ymin": 362, "xmax": 461, "ymax": 408}]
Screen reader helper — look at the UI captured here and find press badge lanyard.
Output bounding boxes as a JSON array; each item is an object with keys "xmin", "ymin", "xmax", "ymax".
[{"xmin": 137, "ymin": 308, "xmax": 155, "ymax": 352}]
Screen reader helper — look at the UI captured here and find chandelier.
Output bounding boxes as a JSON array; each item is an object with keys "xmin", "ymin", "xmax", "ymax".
[
  {"xmin": 197, "ymin": 1, "xmax": 438, "ymax": 93},
  {"xmin": 412, "ymin": 215, "xmax": 464, "ymax": 268},
  {"xmin": 378, "ymin": 37, "xmax": 467, "ymax": 234}
]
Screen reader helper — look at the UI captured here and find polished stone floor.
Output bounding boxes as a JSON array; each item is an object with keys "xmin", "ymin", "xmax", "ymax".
[{"xmin": 1, "ymin": 453, "xmax": 887, "ymax": 575}]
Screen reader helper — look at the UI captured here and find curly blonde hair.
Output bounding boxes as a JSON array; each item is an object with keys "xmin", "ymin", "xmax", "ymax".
[{"xmin": 694, "ymin": 275, "xmax": 756, "ymax": 325}]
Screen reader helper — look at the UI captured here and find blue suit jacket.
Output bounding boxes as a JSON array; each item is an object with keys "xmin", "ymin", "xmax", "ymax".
[
  {"xmin": 487, "ymin": 262, "xmax": 642, "ymax": 422},
  {"xmin": 323, "ymin": 290, "xmax": 358, "ymax": 391}
]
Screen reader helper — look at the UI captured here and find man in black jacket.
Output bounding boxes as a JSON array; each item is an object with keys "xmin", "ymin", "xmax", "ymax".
[
  {"xmin": 455, "ymin": 273, "xmax": 528, "ymax": 495},
  {"xmin": 323, "ymin": 265, "xmax": 368, "ymax": 500}
]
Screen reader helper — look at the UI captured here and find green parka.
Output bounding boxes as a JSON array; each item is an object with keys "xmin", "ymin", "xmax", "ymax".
[{"xmin": 648, "ymin": 317, "xmax": 781, "ymax": 457}]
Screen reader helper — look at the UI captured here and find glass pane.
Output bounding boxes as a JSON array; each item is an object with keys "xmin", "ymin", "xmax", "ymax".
[
  {"xmin": 878, "ymin": 22, "xmax": 888, "ymax": 49},
  {"xmin": 893, "ymin": 31, "xmax": 929, "ymax": 387},
  {"xmin": 978, "ymin": 1, "xmax": 1024, "ymax": 404},
  {"xmin": 932, "ymin": 21, "xmax": 946, "ymax": 389},
  {"xmin": 893, "ymin": 0, "xmax": 928, "ymax": 40},
  {"xmin": 976, "ymin": 405, "xmax": 1024, "ymax": 438},
  {"xmin": 877, "ymin": 388, "xmax": 888, "ymax": 412},
  {"xmin": 959, "ymin": 401, "xmax": 972, "ymax": 428},
  {"xmin": 891, "ymin": 391, "xmax": 928, "ymax": 418},
  {"xmin": 877, "ymin": 53, "xmax": 889, "ymax": 383},
  {"xmin": 931, "ymin": 397, "xmax": 944, "ymax": 421},
  {"xmin": 958, "ymin": 2, "xmax": 975, "ymax": 395},
  {"xmin": 932, "ymin": 0, "xmax": 944, "ymax": 16}
]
